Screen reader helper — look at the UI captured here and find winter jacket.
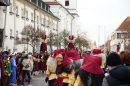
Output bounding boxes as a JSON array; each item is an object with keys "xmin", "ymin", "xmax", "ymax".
[{"xmin": 102, "ymin": 65, "xmax": 130, "ymax": 86}]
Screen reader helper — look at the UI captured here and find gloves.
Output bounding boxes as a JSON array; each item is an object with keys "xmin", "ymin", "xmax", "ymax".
[{"xmin": 45, "ymin": 77, "xmax": 49, "ymax": 83}]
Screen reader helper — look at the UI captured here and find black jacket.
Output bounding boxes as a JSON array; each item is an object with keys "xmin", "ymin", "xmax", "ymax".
[{"xmin": 103, "ymin": 65, "xmax": 130, "ymax": 86}]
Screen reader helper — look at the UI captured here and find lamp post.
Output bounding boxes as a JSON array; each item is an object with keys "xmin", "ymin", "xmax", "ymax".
[
  {"xmin": 98, "ymin": 25, "xmax": 100, "ymax": 48},
  {"xmin": 50, "ymin": 35, "xmax": 52, "ymax": 53},
  {"xmin": 35, "ymin": 36, "xmax": 41, "ymax": 53}
]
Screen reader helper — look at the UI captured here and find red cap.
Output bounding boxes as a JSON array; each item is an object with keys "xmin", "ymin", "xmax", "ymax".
[
  {"xmin": 81, "ymin": 55, "xmax": 104, "ymax": 74},
  {"xmin": 53, "ymin": 49, "xmax": 65, "ymax": 58},
  {"xmin": 63, "ymin": 55, "xmax": 72, "ymax": 66},
  {"xmin": 65, "ymin": 50, "xmax": 80, "ymax": 60},
  {"xmin": 92, "ymin": 49, "xmax": 101, "ymax": 54}
]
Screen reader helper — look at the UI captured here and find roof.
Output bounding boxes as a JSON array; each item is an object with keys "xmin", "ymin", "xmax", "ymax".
[
  {"xmin": 115, "ymin": 16, "xmax": 130, "ymax": 31},
  {"xmin": 45, "ymin": 2, "xmax": 60, "ymax": 5},
  {"xmin": 45, "ymin": 1, "xmax": 74, "ymax": 18}
]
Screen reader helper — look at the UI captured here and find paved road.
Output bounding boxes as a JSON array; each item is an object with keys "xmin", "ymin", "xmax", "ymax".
[{"xmin": 24, "ymin": 72, "xmax": 48, "ymax": 86}]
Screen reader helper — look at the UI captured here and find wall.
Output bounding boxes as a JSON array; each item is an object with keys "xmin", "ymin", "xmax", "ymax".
[{"xmin": 0, "ymin": 0, "xmax": 59, "ymax": 53}]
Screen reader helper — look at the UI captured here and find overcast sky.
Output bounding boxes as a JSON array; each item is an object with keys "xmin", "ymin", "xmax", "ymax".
[{"xmin": 77, "ymin": 0, "xmax": 130, "ymax": 46}]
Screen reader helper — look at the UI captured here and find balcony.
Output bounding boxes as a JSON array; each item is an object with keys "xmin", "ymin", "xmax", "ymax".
[{"xmin": 45, "ymin": 20, "xmax": 49, "ymax": 27}]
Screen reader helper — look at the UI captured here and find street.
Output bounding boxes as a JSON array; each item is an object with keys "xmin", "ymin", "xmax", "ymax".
[{"xmin": 25, "ymin": 72, "xmax": 48, "ymax": 86}]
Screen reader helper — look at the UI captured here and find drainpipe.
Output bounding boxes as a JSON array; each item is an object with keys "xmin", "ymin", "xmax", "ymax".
[
  {"xmin": 23, "ymin": 3, "xmax": 27, "ymax": 53},
  {"xmin": 13, "ymin": 0, "xmax": 16, "ymax": 52},
  {"xmin": 2, "ymin": 6, "xmax": 7, "ymax": 51},
  {"xmin": 71, "ymin": 18, "xmax": 74, "ymax": 35},
  {"xmin": 34, "ymin": 9, "xmax": 37, "ymax": 52},
  {"xmin": 57, "ymin": 6, "xmax": 62, "ymax": 48}
]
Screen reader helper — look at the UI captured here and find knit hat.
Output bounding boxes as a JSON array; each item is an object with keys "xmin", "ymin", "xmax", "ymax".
[{"xmin": 106, "ymin": 52, "xmax": 122, "ymax": 66}]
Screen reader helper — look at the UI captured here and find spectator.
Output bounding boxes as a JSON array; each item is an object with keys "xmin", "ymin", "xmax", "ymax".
[
  {"xmin": 120, "ymin": 50, "xmax": 130, "ymax": 70},
  {"xmin": 102, "ymin": 52, "xmax": 130, "ymax": 86},
  {"xmin": 9, "ymin": 53, "xmax": 17, "ymax": 85},
  {"xmin": 21, "ymin": 55, "xmax": 33, "ymax": 86}
]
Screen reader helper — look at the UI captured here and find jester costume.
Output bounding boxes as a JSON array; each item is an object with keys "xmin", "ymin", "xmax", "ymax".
[
  {"xmin": 0, "ymin": 55, "xmax": 11, "ymax": 86},
  {"xmin": 40, "ymin": 34, "xmax": 49, "ymax": 52},
  {"xmin": 66, "ymin": 35, "xmax": 76, "ymax": 50},
  {"xmin": 54, "ymin": 53, "xmax": 75, "ymax": 86}
]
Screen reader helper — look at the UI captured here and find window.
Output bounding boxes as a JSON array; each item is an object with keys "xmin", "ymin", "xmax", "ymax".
[
  {"xmin": 10, "ymin": 29, "xmax": 12, "ymax": 36},
  {"xmin": 37, "ymin": 25, "xmax": 39, "ymax": 30},
  {"xmin": 26, "ymin": 11, "xmax": 28, "ymax": 18},
  {"xmin": 21, "ymin": 8, "xmax": 24, "ymax": 17},
  {"xmin": 117, "ymin": 33, "xmax": 121, "ymax": 39},
  {"xmin": 43, "ymin": 18, "xmax": 45, "ymax": 24},
  {"xmin": 16, "ymin": 6, "xmax": 18, "ymax": 14},
  {"xmin": 37, "ymin": 16, "xmax": 39, "ymax": 24},
  {"xmin": 10, "ymin": 3, "xmax": 12, "ymax": 12},
  {"xmin": 16, "ymin": 31, "xmax": 18, "ymax": 37},
  {"xmin": 31, "ymin": 13, "xmax": 33, "ymax": 20},
  {"xmin": 41, "ymin": 18, "xmax": 42, "ymax": 24},
  {"xmin": 65, "ymin": 0, "xmax": 69, "ymax": 6}
]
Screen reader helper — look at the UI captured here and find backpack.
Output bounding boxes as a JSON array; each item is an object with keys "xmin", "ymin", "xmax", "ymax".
[{"xmin": 24, "ymin": 60, "xmax": 30, "ymax": 69}]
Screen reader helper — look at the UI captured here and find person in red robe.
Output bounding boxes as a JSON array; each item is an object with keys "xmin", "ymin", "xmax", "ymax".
[
  {"xmin": 66, "ymin": 35, "xmax": 76, "ymax": 50},
  {"xmin": 40, "ymin": 34, "xmax": 49, "ymax": 53}
]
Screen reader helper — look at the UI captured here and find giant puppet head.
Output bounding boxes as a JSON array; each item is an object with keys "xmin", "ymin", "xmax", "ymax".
[
  {"xmin": 41, "ymin": 33, "xmax": 46, "ymax": 39},
  {"xmin": 69, "ymin": 35, "xmax": 74, "ymax": 40}
]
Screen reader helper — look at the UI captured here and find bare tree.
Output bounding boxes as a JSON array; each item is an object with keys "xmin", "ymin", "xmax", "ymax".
[
  {"xmin": 59, "ymin": 29, "xmax": 70, "ymax": 48},
  {"xmin": 15, "ymin": 25, "xmax": 44, "ymax": 52}
]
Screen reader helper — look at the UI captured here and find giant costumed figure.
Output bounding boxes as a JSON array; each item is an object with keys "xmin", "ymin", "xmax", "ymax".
[
  {"xmin": 39, "ymin": 52, "xmax": 49, "ymax": 74},
  {"xmin": 40, "ymin": 33, "xmax": 49, "ymax": 52},
  {"xmin": 66, "ymin": 35, "xmax": 76, "ymax": 50}
]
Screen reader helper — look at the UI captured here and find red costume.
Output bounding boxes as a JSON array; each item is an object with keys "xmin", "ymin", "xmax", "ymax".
[
  {"xmin": 66, "ymin": 35, "xmax": 76, "ymax": 50},
  {"xmin": 40, "ymin": 34, "xmax": 49, "ymax": 52}
]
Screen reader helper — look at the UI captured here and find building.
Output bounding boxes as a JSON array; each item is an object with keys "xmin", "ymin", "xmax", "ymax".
[
  {"xmin": 110, "ymin": 16, "xmax": 130, "ymax": 52},
  {"xmin": 44, "ymin": 0, "xmax": 79, "ymax": 37},
  {"xmin": 45, "ymin": 1, "xmax": 73, "ymax": 34},
  {"xmin": 59, "ymin": 0, "xmax": 79, "ymax": 36},
  {"xmin": 0, "ymin": 0, "xmax": 59, "ymax": 52},
  {"xmin": 0, "ymin": 0, "xmax": 10, "ymax": 6}
]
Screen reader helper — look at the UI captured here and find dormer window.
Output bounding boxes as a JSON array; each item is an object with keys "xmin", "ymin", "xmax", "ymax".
[{"xmin": 65, "ymin": 0, "xmax": 69, "ymax": 6}]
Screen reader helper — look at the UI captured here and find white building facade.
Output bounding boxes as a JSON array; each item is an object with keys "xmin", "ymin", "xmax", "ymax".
[
  {"xmin": 0, "ymin": 0, "xmax": 59, "ymax": 53},
  {"xmin": 45, "ymin": 2, "xmax": 73, "ymax": 34},
  {"xmin": 44, "ymin": 0, "xmax": 79, "ymax": 36},
  {"xmin": 59, "ymin": 0, "xmax": 79, "ymax": 36}
]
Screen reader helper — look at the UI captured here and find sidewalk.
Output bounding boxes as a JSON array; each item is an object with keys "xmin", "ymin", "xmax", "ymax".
[{"xmin": 24, "ymin": 72, "xmax": 48, "ymax": 86}]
